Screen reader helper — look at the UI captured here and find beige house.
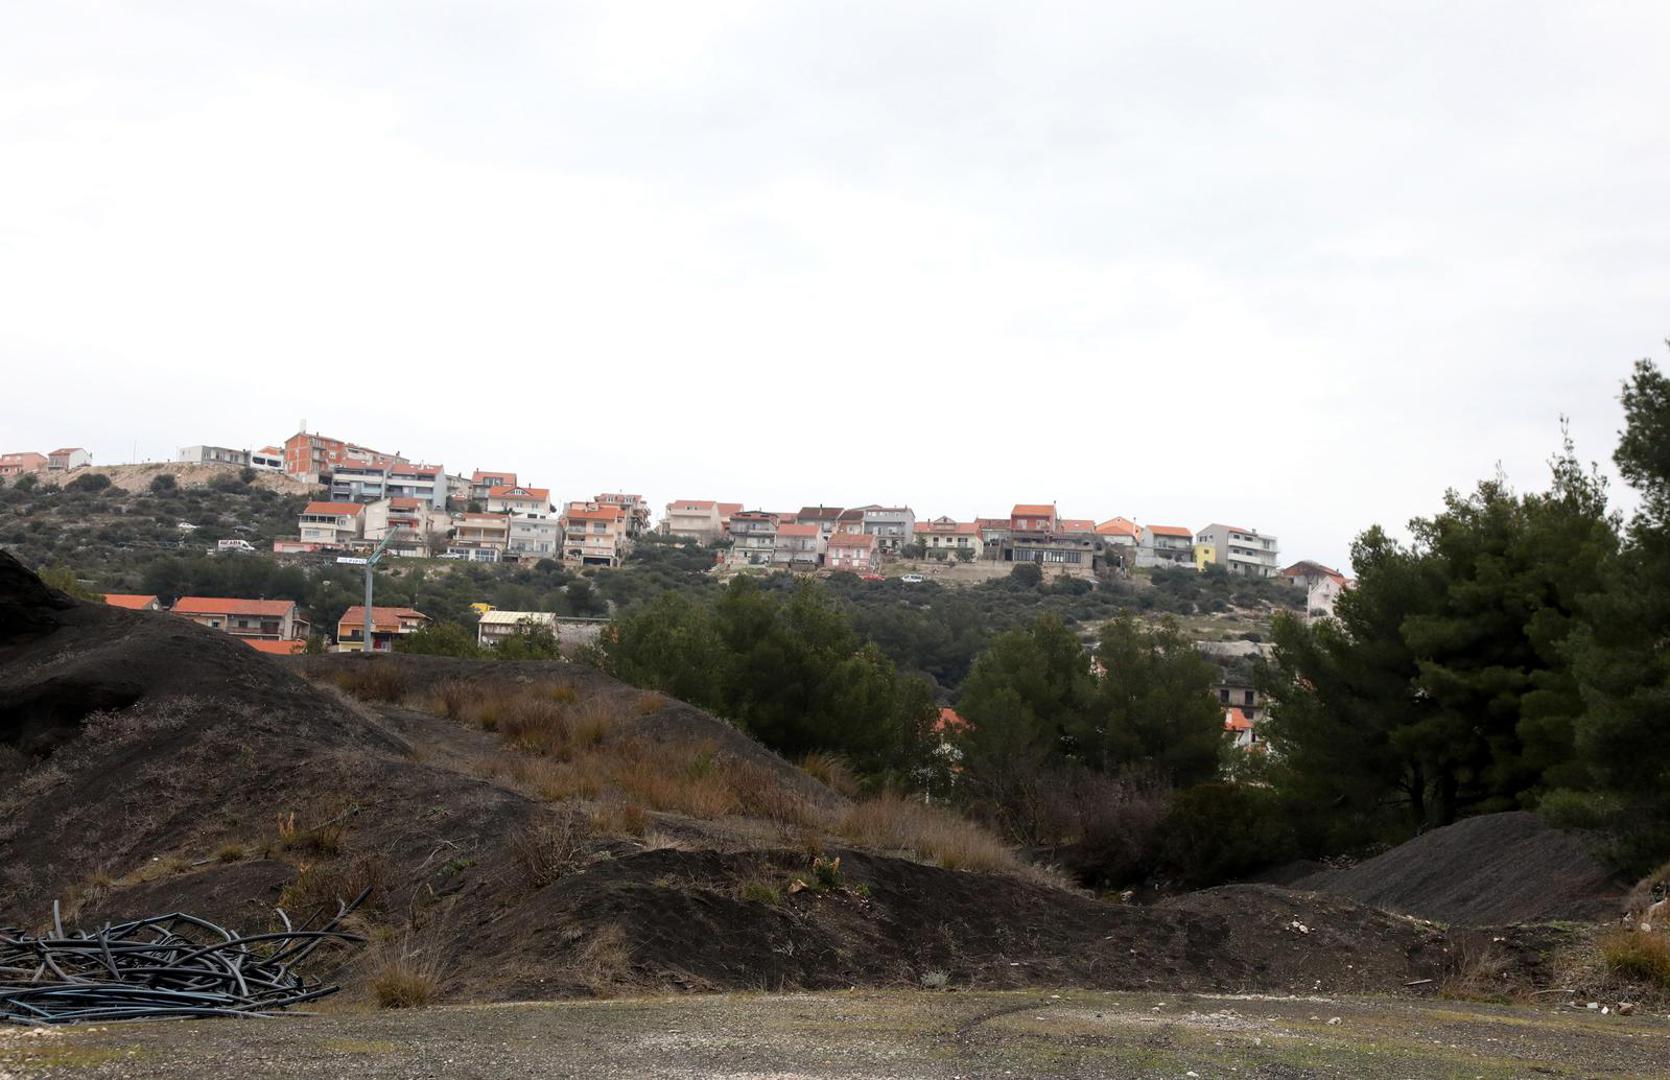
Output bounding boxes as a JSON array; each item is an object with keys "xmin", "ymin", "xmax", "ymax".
[
  {"xmin": 449, "ymin": 512, "xmax": 510, "ymax": 561},
  {"xmin": 562, "ymin": 504, "xmax": 629, "ymax": 567},
  {"xmin": 827, "ymin": 531, "xmax": 881, "ymax": 573},
  {"xmin": 772, "ymin": 522, "xmax": 826, "ymax": 569},
  {"xmin": 662, "ymin": 499, "xmax": 726, "ymax": 542},
  {"xmin": 1194, "ymin": 523, "xmax": 1281, "ymax": 577},
  {"xmin": 336, "ymin": 605, "xmax": 429, "ymax": 652},
  {"xmin": 364, "ymin": 497, "xmax": 443, "ymax": 556},
  {"xmin": 298, "ymin": 501, "xmax": 366, "ymax": 547},
  {"xmin": 915, "ymin": 517, "xmax": 983, "ymax": 559}
]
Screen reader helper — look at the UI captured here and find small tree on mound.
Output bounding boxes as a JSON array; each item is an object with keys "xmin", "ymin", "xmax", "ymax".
[{"xmin": 394, "ymin": 621, "xmax": 482, "ymax": 658}]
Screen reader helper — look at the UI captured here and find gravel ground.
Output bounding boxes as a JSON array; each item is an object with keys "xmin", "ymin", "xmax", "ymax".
[{"xmin": 3, "ymin": 989, "xmax": 1666, "ymax": 1079}]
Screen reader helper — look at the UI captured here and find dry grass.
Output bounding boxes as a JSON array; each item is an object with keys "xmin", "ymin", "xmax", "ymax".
[
  {"xmin": 565, "ymin": 924, "xmax": 635, "ymax": 996},
  {"xmin": 330, "ymin": 663, "xmax": 409, "ymax": 704},
  {"xmin": 276, "ymin": 808, "xmax": 349, "ymax": 857},
  {"xmin": 278, "ymin": 858, "xmax": 387, "ymax": 918},
  {"xmin": 368, "ymin": 928, "xmax": 448, "ymax": 1008},
  {"xmin": 799, "ymin": 752, "xmax": 860, "ymax": 797},
  {"xmin": 1440, "ymin": 934, "xmax": 1515, "ymax": 1002},
  {"xmin": 1599, "ymin": 930, "xmax": 1670, "ymax": 989},
  {"xmin": 511, "ymin": 813, "xmax": 591, "ymax": 888},
  {"xmin": 836, "ymin": 794, "xmax": 1020, "ymax": 874}
]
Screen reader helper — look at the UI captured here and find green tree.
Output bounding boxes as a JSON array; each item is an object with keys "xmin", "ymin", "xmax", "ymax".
[
  {"xmin": 1564, "ymin": 356, "xmax": 1670, "ymax": 871},
  {"xmin": 1081, "ymin": 615, "xmax": 1224, "ymax": 787},
  {"xmin": 1009, "ymin": 561, "xmax": 1043, "ymax": 588},
  {"xmin": 65, "ymin": 472, "xmax": 111, "ymax": 494},
  {"xmin": 394, "ymin": 621, "xmax": 481, "ymax": 657},
  {"xmin": 149, "ymin": 473, "xmax": 177, "ymax": 494}
]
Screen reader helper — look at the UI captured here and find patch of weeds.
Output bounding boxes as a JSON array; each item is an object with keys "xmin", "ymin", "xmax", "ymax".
[
  {"xmin": 920, "ymin": 969, "xmax": 950, "ymax": 990},
  {"xmin": 1599, "ymin": 930, "xmax": 1670, "ymax": 988},
  {"xmin": 811, "ymin": 856, "xmax": 842, "ymax": 891},
  {"xmin": 368, "ymin": 927, "xmax": 448, "ymax": 1009},
  {"xmin": 216, "ymin": 843, "xmax": 247, "ymax": 863},
  {"xmin": 739, "ymin": 879, "xmax": 784, "ymax": 905},
  {"xmin": 511, "ymin": 814, "xmax": 590, "ymax": 888}
]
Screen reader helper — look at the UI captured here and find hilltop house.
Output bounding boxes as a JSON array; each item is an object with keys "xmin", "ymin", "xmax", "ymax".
[
  {"xmin": 487, "ymin": 485, "xmax": 551, "ymax": 518},
  {"xmin": 1137, "ymin": 524, "xmax": 1194, "ymax": 568},
  {"xmin": 47, "ymin": 448, "xmax": 91, "ymax": 471},
  {"xmin": 593, "ymin": 494, "xmax": 652, "ymax": 537},
  {"xmin": 662, "ymin": 499, "xmax": 725, "ymax": 543},
  {"xmin": 834, "ymin": 506, "xmax": 872, "ymax": 535},
  {"xmin": 364, "ymin": 497, "xmax": 443, "ymax": 556},
  {"xmin": 794, "ymin": 506, "xmax": 845, "ymax": 537},
  {"xmin": 172, "ymin": 597, "xmax": 310, "ymax": 643},
  {"xmin": 469, "ymin": 470, "xmax": 517, "ymax": 505},
  {"xmin": 282, "ymin": 429, "xmax": 404, "ymax": 480},
  {"xmin": 862, "ymin": 507, "xmax": 916, "ymax": 553},
  {"xmin": 449, "ymin": 512, "xmax": 510, "ymax": 561},
  {"xmin": 827, "ymin": 531, "xmax": 880, "ymax": 573},
  {"xmin": 772, "ymin": 522, "xmax": 826, "ymax": 569},
  {"xmin": 561, "ymin": 503, "xmax": 629, "ymax": 567},
  {"xmin": 915, "ymin": 517, "xmax": 983, "ymax": 560},
  {"xmin": 0, "ymin": 452, "xmax": 48, "ymax": 477},
  {"xmin": 1005, "ymin": 504, "xmax": 1097, "ymax": 568},
  {"xmin": 296, "ymin": 502, "xmax": 366, "ymax": 548},
  {"xmin": 1282, "ymin": 561, "xmax": 1352, "ymax": 622},
  {"xmin": 336, "ymin": 605, "xmax": 429, "ymax": 653},
  {"xmin": 507, "ymin": 516, "xmax": 563, "ymax": 560},
  {"xmin": 726, "ymin": 511, "xmax": 779, "ymax": 566},
  {"xmin": 1194, "ymin": 524, "xmax": 1280, "ymax": 578},
  {"xmin": 476, "ymin": 610, "xmax": 558, "ymax": 649}
]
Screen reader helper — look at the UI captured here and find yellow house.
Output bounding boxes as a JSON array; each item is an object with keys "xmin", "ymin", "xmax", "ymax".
[{"xmin": 1194, "ymin": 542, "xmax": 1216, "ymax": 571}]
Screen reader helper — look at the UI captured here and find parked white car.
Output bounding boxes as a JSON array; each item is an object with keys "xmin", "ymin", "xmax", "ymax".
[
  {"xmin": 213, "ymin": 538, "xmax": 256, "ymax": 555},
  {"xmin": 900, "ymin": 574, "xmax": 925, "ymax": 584}
]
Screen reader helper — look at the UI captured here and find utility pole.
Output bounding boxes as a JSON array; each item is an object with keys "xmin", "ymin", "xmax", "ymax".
[{"xmin": 339, "ymin": 527, "xmax": 406, "ymax": 657}]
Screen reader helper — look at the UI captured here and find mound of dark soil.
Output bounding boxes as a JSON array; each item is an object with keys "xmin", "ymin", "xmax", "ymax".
[{"xmin": 1293, "ymin": 812, "xmax": 1627, "ymax": 925}]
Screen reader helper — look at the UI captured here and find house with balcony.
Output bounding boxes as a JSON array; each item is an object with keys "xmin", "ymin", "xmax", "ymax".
[
  {"xmin": 251, "ymin": 446, "xmax": 285, "ymax": 471},
  {"xmin": 827, "ymin": 531, "xmax": 881, "ymax": 573},
  {"xmin": 476, "ymin": 610, "xmax": 559, "ymax": 649},
  {"xmin": 1002, "ymin": 504, "xmax": 1098, "ymax": 569},
  {"xmin": 385, "ymin": 464, "xmax": 449, "ymax": 509},
  {"xmin": 834, "ymin": 506, "xmax": 872, "ymax": 535},
  {"xmin": 449, "ymin": 512, "xmax": 509, "ymax": 561},
  {"xmin": 508, "ymin": 516, "xmax": 563, "ymax": 560},
  {"xmin": 365, "ymin": 497, "xmax": 442, "ymax": 556},
  {"xmin": 176, "ymin": 445, "xmax": 249, "ymax": 466},
  {"xmin": 975, "ymin": 518, "xmax": 1011, "ymax": 557},
  {"xmin": 469, "ymin": 470, "xmax": 517, "ymax": 505},
  {"xmin": 863, "ymin": 507, "xmax": 916, "ymax": 553},
  {"xmin": 915, "ymin": 517, "xmax": 983, "ymax": 560},
  {"xmin": 1194, "ymin": 524, "xmax": 1281, "ymax": 578},
  {"xmin": 47, "ymin": 448, "xmax": 91, "ymax": 471},
  {"xmin": 593, "ymin": 493, "xmax": 652, "ymax": 537},
  {"xmin": 1137, "ymin": 524, "xmax": 1195, "ymax": 568},
  {"xmin": 0, "ymin": 452, "xmax": 48, "ymax": 478},
  {"xmin": 336, "ymin": 605, "xmax": 430, "ymax": 653},
  {"xmin": 726, "ymin": 511, "xmax": 779, "ymax": 566},
  {"xmin": 282, "ymin": 429, "xmax": 404, "ymax": 480},
  {"xmin": 487, "ymin": 485, "xmax": 551, "ymax": 518},
  {"xmin": 562, "ymin": 504, "xmax": 629, "ymax": 567},
  {"xmin": 328, "ymin": 462, "xmax": 390, "ymax": 503},
  {"xmin": 297, "ymin": 501, "xmax": 366, "ymax": 548},
  {"xmin": 771, "ymin": 523, "xmax": 826, "ymax": 570},
  {"xmin": 172, "ymin": 597, "xmax": 310, "ymax": 643},
  {"xmin": 662, "ymin": 499, "xmax": 725, "ymax": 543}
]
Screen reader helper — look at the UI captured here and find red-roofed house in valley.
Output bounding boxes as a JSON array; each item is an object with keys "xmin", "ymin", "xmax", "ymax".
[
  {"xmin": 47, "ymin": 448, "xmax": 91, "ymax": 471},
  {"xmin": 771, "ymin": 522, "xmax": 826, "ymax": 570},
  {"xmin": 469, "ymin": 470, "xmax": 517, "ymax": 504},
  {"xmin": 102, "ymin": 593, "xmax": 161, "ymax": 611},
  {"xmin": 1137, "ymin": 524, "xmax": 1194, "ymax": 568},
  {"xmin": 487, "ymin": 485, "xmax": 551, "ymax": 519},
  {"xmin": 246, "ymin": 639, "xmax": 307, "ymax": 656},
  {"xmin": 295, "ymin": 502, "xmax": 366, "ymax": 548},
  {"xmin": 173, "ymin": 597, "xmax": 310, "ymax": 643},
  {"xmin": 827, "ymin": 531, "xmax": 880, "ymax": 573},
  {"xmin": 662, "ymin": 499, "xmax": 724, "ymax": 543},
  {"xmin": 1282, "ymin": 561, "xmax": 1352, "ymax": 622},
  {"xmin": 1224, "ymin": 707, "xmax": 1258, "ymax": 750},
  {"xmin": 336, "ymin": 606, "xmax": 430, "ymax": 653},
  {"xmin": 0, "ymin": 452, "xmax": 48, "ymax": 477},
  {"xmin": 561, "ymin": 504, "xmax": 629, "ymax": 568},
  {"xmin": 915, "ymin": 517, "xmax": 983, "ymax": 560}
]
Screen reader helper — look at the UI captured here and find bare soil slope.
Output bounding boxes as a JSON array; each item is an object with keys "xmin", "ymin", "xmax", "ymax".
[{"xmin": 1293, "ymin": 811, "xmax": 1627, "ymax": 925}]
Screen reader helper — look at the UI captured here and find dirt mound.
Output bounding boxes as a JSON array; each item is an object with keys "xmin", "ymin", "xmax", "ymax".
[{"xmin": 1293, "ymin": 812, "xmax": 1627, "ymax": 925}]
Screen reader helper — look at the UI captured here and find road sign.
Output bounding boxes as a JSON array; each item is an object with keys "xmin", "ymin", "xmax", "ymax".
[{"xmin": 336, "ymin": 556, "xmax": 369, "ymax": 565}]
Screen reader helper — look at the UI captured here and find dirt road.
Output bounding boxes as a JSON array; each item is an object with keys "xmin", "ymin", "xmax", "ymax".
[{"xmin": 3, "ymin": 989, "xmax": 1665, "ymax": 1079}]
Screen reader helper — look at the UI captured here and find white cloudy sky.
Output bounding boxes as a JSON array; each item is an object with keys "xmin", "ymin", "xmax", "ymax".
[{"xmin": 3, "ymin": 2, "xmax": 1667, "ymax": 570}]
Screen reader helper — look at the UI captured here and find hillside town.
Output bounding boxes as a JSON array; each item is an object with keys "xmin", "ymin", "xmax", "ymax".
[{"xmin": 3, "ymin": 428, "xmax": 1352, "ymax": 661}]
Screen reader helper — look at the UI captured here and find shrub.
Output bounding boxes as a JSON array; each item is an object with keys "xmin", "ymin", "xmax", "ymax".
[
  {"xmin": 65, "ymin": 472, "xmax": 111, "ymax": 493},
  {"xmin": 511, "ymin": 814, "xmax": 590, "ymax": 888},
  {"xmin": 1599, "ymin": 930, "xmax": 1670, "ymax": 988},
  {"xmin": 277, "ymin": 858, "xmax": 387, "ymax": 916},
  {"xmin": 800, "ymin": 751, "xmax": 861, "ymax": 797},
  {"xmin": 739, "ymin": 878, "xmax": 783, "ymax": 905},
  {"xmin": 1160, "ymin": 782, "xmax": 1297, "ymax": 887},
  {"xmin": 1009, "ymin": 562, "xmax": 1043, "ymax": 588},
  {"xmin": 395, "ymin": 621, "xmax": 482, "ymax": 658},
  {"xmin": 331, "ymin": 663, "xmax": 410, "ymax": 703},
  {"xmin": 149, "ymin": 473, "xmax": 176, "ymax": 493},
  {"xmin": 369, "ymin": 930, "xmax": 447, "ymax": 1008}
]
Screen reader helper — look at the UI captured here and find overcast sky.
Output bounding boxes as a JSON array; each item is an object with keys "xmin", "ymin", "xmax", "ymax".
[{"xmin": 3, "ymin": 3, "xmax": 1667, "ymax": 570}]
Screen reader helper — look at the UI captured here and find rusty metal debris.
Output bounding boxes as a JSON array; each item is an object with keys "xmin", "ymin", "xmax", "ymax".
[{"xmin": 0, "ymin": 890, "xmax": 368, "ymax": 1024}]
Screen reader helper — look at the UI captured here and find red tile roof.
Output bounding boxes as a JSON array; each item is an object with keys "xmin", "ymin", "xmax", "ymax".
[
  {"xmin": 338, "ymin": 606, "xmax": 429, "ymax": 631},
  {"xmin": 776, "ymin": 523, "xmax": 820, "ymax": 538},
  {"xmin": 472, "ymin": 470, "xmax": 516, "ymax": 484},
  {"xmin": 303, "ymin": 501, "xmax": 366, "ymax": 516},
  {"xmin": 565, "ymin": 506, "xmax": 624, "ymax": 523},
  {"xmin": 1145, "ymin": 524, "xmax": 1192, "ymax": 538},
  {"xmin": 717, "ymin": 502, "xmax": 743, "ymax": 517},
  {"xmin": 828, "ymin": 532, "xmax": 876, "ymax": 548},
  {"xmin": 932, "ymin": 707, "xmax": 969, "ymax": 735},
  {"xmin": 1011, "ymin": 504, "xmax": 1055, "ymax": 518},
  {"xmin": 389, "ymin": 464, "xmax": 441, "ymax": 477},
  {"xmin": 1058, "ymin": 519, "xmax": 1096, "ymax": 533},
  {"xmin": 1224, "ymin": 707, "xmax": 1253, "ymax": 733},
  {"xmin": 101, "ymin": 593, "xmax": 158, "ymax": 610},
  {"xmin": 174, "ymin": 596, "xmax": 297, "ymax": 617},
  {"xmin": 49, "ymin": 447, "xmax": 84, "ymax": 456},
  {"xmin": 246, "ymin": 639, "xmax": 307, "ymax": 655},
  {"xmin": 389, "ymin": 497, "xmax": 421, "ymax": 509},
  {"xmin": 1096, "ymin": 517, "xmax": 1140, "ymax": 537},
  {"xmin": 489, "ymin": 485, "xmax": 549, "ymax": 501},
  {"xmin": 671, "ymin": 499, "xmax": 717, "ymax": 510}
]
